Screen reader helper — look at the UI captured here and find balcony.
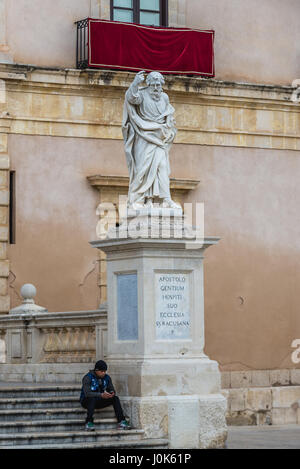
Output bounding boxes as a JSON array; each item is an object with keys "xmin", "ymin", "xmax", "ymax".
[{"xmin": 76, "ymin": 18, "xmax": 214, "ymax": 77}]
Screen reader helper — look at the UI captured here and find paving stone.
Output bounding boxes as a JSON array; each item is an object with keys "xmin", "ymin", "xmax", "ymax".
[{"xmin": 226, "ymin": 425, "xmax": 300, "ymax": 449}]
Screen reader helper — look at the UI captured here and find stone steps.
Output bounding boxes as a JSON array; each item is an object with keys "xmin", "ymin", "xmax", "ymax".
[
  {"xmin": 0, "ymin": 438, "xmax": 168, "ymax": 450},
  {"xmin": 0, "ymin": 384, "xmax": 169, "ymax": 449},
  {"xmin": 0, "ymin": 385, "xmax": 81, "ymax": 399},
  {"xmin": 0, "ymin": 428, "xmax": 145, "ymax": 446},
  {"xmin": 0, "ymin": 406, "xmax": 113, "ymax": 422},
  {"xmin": 0, "ymin": 396, "xmax": 82, "ymax": 410},
  {"xmin": 0, "ymin": 418, "xmax": 117, "ymax": 434}
]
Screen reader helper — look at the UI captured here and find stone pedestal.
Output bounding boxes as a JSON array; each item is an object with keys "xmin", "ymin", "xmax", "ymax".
[{"xmin": 91, "ymin": 219, "xmax": 227, "ymax": 448}]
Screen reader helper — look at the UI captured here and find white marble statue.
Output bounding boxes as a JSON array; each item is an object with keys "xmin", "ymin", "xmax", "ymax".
[{"xmin": 122, "ymin": 71, "xmax": 181, "ymax": 210}]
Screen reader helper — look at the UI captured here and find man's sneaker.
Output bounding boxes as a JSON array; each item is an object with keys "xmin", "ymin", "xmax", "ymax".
[
  {"xmin": 85, "ymin": 421, "xmax": 95, "ymax": 431},
  {"xmin": 118, "ymin": 419, "xmax": 131, "ymax": 430}
]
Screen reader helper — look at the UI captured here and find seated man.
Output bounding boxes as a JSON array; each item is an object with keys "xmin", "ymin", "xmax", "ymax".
[{"xmin": 80, "ymin": 360, "xmax": 131, "ymax": 431}]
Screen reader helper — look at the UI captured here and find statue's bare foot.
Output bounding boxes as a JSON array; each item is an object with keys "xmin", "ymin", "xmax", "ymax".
[
  {"xmin": 131, "ymin": 202, "xmax": 145, "ymax": 210},
  {"xmin": 145, "ymin": 198, "xmax": 153, "ymax": 208},
  {"xmin": 161, "ymin": 198, "xmax": 182, "ymax": 209}
]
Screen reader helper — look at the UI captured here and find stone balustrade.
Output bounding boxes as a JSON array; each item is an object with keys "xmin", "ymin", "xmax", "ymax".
[
  {"xmin": 0, "ymin": 284, "xmax": 107, "ymax": 365},
  {"xmin": 0, "ymin": 308, "xmax": 107, "ymax": 365}
]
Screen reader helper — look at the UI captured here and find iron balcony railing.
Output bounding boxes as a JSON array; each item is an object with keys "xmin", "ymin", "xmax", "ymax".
[{"xmin": 75, "ymin": 18, "xmax": 89, "ymax": 69}]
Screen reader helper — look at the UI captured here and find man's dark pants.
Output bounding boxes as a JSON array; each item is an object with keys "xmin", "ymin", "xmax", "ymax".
[{"xmin": 81, "ymin": 396, "xmax": 125, "ymax": 423}]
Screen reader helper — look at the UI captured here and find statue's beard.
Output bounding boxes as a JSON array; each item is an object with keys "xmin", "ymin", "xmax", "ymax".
[{"xmin": 149, "ymin": 89, "xmax": 162, "ymax": 101}]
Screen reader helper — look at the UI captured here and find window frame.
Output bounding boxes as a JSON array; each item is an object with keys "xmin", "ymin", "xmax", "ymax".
[{"xmin": 110, "ymin": 0, "xmax": 168, "ymax": 27}]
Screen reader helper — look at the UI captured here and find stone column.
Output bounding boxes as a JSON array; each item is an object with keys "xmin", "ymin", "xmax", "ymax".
[{"xmin": 91, "ymin": 221, "xmax": 227, "ymax": 449}]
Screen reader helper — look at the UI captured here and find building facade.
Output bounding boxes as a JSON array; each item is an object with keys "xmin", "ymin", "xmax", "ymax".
[{"xmin": 0, "ymin": 0, "xmax": 300, "ymax": 423}]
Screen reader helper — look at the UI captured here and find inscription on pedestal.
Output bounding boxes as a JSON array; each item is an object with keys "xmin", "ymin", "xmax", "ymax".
[{"xmin": 155, "ymin": 273, "xmax": 191, "ymax": 340}]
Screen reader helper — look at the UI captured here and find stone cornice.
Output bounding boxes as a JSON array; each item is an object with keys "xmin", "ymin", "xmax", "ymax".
[
  {"xmin": 0, "ymin": 63, "xmax": 295, "ymax": 103},
  {"xmin": 87, "ymin": 175, "xmax": 200, "ymax": 192},
  {"xmin": 0, "ymin": 63, "xmax": 299, "ymax": 151}
]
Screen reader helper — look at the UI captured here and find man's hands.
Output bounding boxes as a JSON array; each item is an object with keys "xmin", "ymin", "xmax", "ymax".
[
  {"xmin": 101, "ymin": 391, "xmax": 115, "ymax": 399},
  {"xmin": 133, "ymin": 70, "xmax": 145, "ymax": 86}
]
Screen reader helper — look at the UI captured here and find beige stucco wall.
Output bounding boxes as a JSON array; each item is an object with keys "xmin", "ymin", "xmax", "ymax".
[
  {"xmin": 7, "ymin": 134, "xmax": 118, "ymax": 312},
  {"xmin": 186, "ymin": 0, "xmax": 300, "ymax": 85},
  {"xmin": 0, "ymin": 0, "xmax": 298, "ymax": 84},
  {"xmin": 178, "ymin": 144, "xmax": 300, "ymax": 371},
  {"xmin": 7, "ymin": 131, "xmax": 300, "ymax": 371},
  {"xmin": 6, "ymin": 0, "xmax": 90, "ymax": 68}
]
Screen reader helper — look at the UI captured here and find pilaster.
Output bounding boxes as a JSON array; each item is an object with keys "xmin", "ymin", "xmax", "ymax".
[
  {"xmin": 0, "ymin": 76, "xmax": 10, "ymax": 313},
  {"xmin": 0, "ymin": 0, "xmax": 13, "ymax": 64},
  {"xmin": 169, "ymin": 0, "xmax": 187, "ymax": 27}
]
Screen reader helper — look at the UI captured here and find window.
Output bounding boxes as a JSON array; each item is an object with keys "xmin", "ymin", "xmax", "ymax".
[{"xmin": 111, "ymin": 0, "xmax": 168, "ymax": 27}]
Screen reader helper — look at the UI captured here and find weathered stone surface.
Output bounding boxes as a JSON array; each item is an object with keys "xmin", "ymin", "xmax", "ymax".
[
  {"xmin": 270, "ymin": 370, "xmax": 291, "ymax": 387},
  {"xmin": 272, "ymin": 408, "xmax": 298, "ymax": 425},
  {"xmin": 197, "ymin": 397, "xmax": 228, "ymax": 449},
  {"xmin": 290, "ymin": 370, "xmax": 300, "ymax": 386},
  {"xmin": 228, "ymin": 389, "xmax": 246, "ymax": 412},
  {"xmin": 251, "ymin": 370, "xmax": 270, "ymax": 387},
  {"xmin": 230, "ymin": 371, "xmax": 252, "ymax": 389},
  {"xmin": 0, "ymin": 294, "xmax": 9, "ymax": 312},
  {"xmin": 0, "ymin": 154, "xmax": 9, "ymax": 170},
  {"xmin": 272, "ymin": 387, "xmax": 300, "ymax": 409},
  {"xmin": 129, "ymin": 397, "xmax": 169, "ymax": 440},
  {"xmin": 245, "ymin": 388, "xmax": 272, "ymax": 411},
  {"xmin": 226, "ymin": 410, "xmax": 257, "ymax": 426},
  {"xmin": 224, "ymin": 385, "xmax": 300, "ymax": 426},
  {"xmin": 221, "ymin": 372, "xmax": 231, "ymax": 389}
]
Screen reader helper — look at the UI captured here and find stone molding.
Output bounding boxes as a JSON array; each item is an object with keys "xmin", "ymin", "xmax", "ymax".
[
  {"xmin": 88, "ymin": 174, "xmax": 200, "ymax": 192},
  {"xmin": 0, "ymin": 64, "xmax": 298, "ymax": 151}
]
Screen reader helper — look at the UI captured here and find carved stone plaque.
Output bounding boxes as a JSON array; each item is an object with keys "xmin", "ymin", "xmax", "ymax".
[{"xmin": 155, "ymin": 273, "xmax": 191, "ymax": 340}]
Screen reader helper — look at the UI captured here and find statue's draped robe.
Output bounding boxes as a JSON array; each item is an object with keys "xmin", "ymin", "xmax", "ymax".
[{"xmin": 122, "ymin": 86, "xmax": 177, "ymax": 205}]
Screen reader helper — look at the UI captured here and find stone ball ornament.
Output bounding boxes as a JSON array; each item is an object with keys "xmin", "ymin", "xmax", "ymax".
[
  {"xmin": 20, "ymin": 283, "xmax": 37, "ymax": 302},
  {"xmin": 9, "ymin": 283, "xmax": 48, "ymax": 314}
]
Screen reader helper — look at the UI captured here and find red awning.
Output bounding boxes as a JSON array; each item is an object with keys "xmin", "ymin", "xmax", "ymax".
[{"xmin": 88, "ymin": 19, "xmax": 215, "ymax": 77}]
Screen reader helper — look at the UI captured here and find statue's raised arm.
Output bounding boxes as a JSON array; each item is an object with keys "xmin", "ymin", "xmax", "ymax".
[
  {"xmin": 125, "ymin": 71, "xmax": 145, "ymax": 105},
  {"xmin": 122, "ymin": 71, "xmax": 180, "ymax": 211}
]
